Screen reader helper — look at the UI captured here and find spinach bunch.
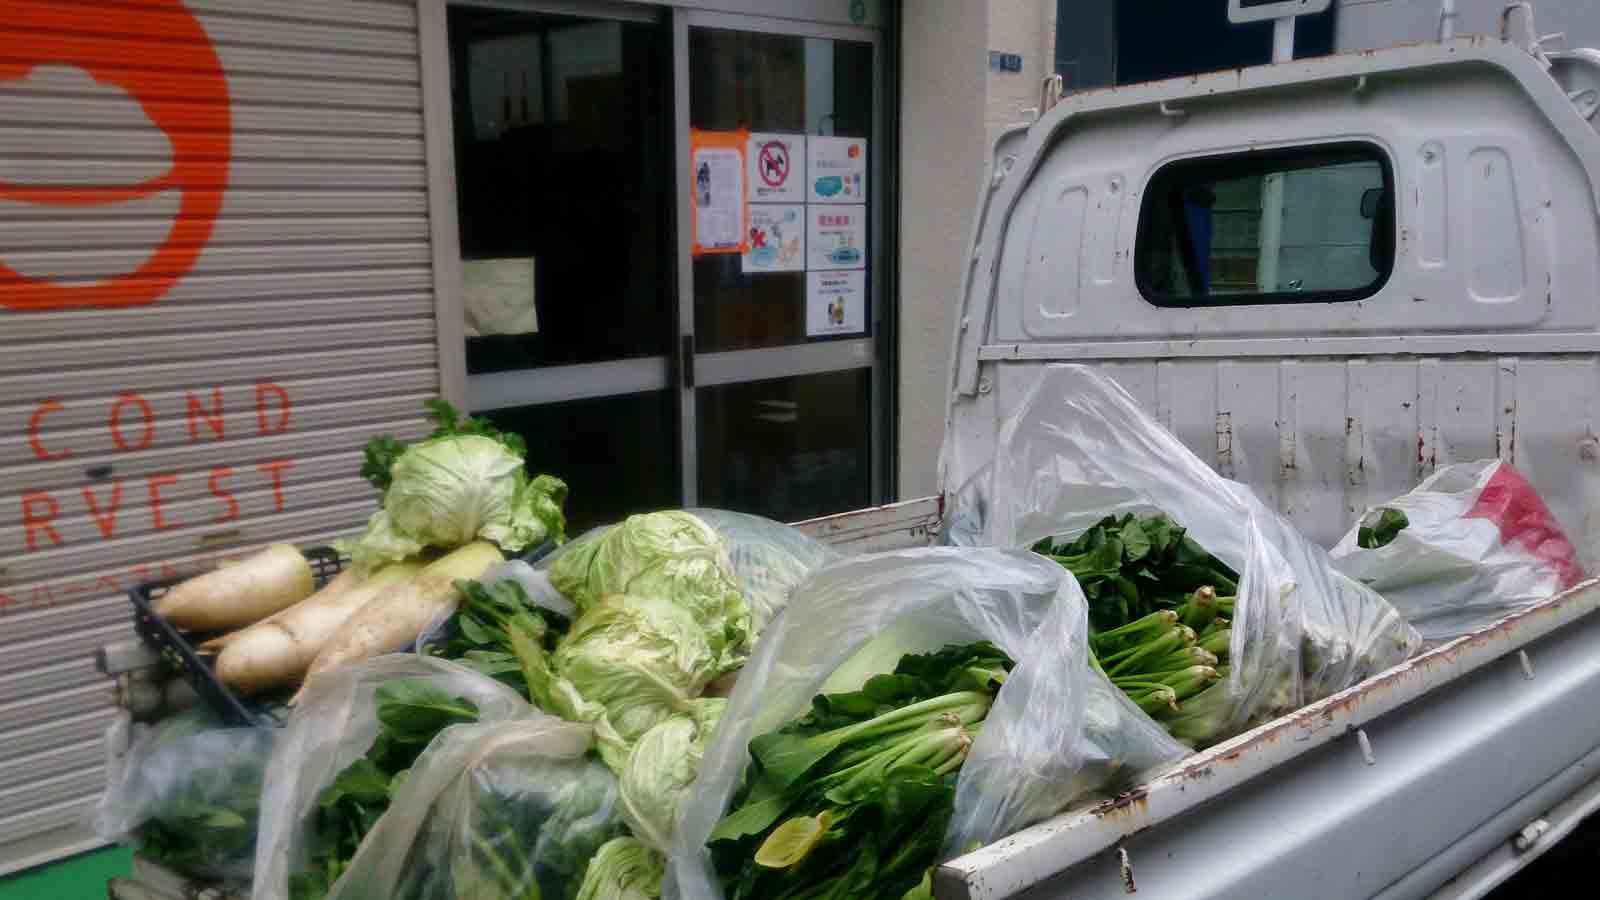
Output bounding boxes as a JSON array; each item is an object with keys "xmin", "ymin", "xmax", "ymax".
[
  {"xmin": 132, "ymin": 768, "xmax": 261, "ymax": 880},
  {"xmin": 391, "ymin": 751, "xmax": 624, "ymax": 900},
  {"xmin": 424, "ymin": 578, "xmax": 566, "ymax": 702},
  {"xmin": 1032, "ymin": 513, "xmax": 1237, "ymax": 633},
  {"xmin": 709, "ymin": 643, "xmax": 1012, "ymax": 900},
  {"xmin": 289, "ymin": 680, "xmax": 482, "ymax": 900}
]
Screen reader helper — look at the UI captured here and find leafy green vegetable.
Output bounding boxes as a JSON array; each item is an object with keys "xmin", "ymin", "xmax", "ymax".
[
  {"xmin": 709, "ymin": 643, "xmax": 1012, "ymax": 900},
  {"xmin": 573, "ymin": 837, "xmax": 665, "ymax": 900},
  {"xmin": 387, "ymin": 748, "xmax": 625, "ymax": 900},
  {"xmin": 351, "ymin": 399, "xmax": 566, "ymax": 572},
  {"xmin": 348, "ymin": 436, "xmax": 568, "ymax": 572},
  {"xmin": 130, "ymin": 764, "xmax": 263, "ymax": 881},
  {"xmin": 289, "ymin": 680, "xmax": 482, "ymax": 900},
  {"xmin": 424, "ymin": 578, "xmax": 565, "ymax": 699},
  {"xmin": 1036, "ymin": 515, "xmax": 1244, "ymax": 747},
  {"xmin": 360, "ymin": 434, "xmax": 408, "ymax": 498},
  {"xmin": 1357, "ymin": 507, "xmax": 1409, "ymax": 550},
  {"xmin": 619, "ymin": 697, "xmax": 727, "ymax": 853},
  {"xmin": 534, "ymin": 592, "xmax": 722, "ymax": 771},
  {"xmin": 546, "ymin": 511, "xmax": 749, "ymax": 671},
  {"xmin": 1032, "ymin": 513, "xmax": 1237, "ymax": 634},
  {"xmin": 361, "ymin": 400, "xmax": 527, "ymax": 497}
]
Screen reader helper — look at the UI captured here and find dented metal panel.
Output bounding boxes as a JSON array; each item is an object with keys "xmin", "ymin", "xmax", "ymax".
[
  {"xmin": 936, "ymin": 580, "xmax": 1600, "ymax": 900},
  {"xmin": 0, "ymin": 0, "xmax": 433, "ymax": 873}
]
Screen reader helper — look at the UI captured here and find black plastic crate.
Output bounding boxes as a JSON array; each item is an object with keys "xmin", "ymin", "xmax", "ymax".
[
  {"xmin": 127, "ymin": 540, "xmax": 557, "ymax": 728},
  {"xmin": 127, "ymin": 546, "xmax": 345, "ymax": 728}
]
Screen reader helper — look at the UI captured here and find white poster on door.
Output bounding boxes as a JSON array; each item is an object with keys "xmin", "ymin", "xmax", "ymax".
[
  {"xmin": 807, "ymin": 269, "xmax": 865, "ymax": 336},
  {"xmin": 748, "ymin": 132, "xmax": 805, "ymax": 203},
  {"xmin": 742, "ymin": 204, "xmax": 806, "ymax": 273},
  {"xmin": 691, "ymin": 141, "xmax": 746, "ymax": 254},
  {"xmin": 808, "ymin": 136, "xmax": 867, "ymax": 204},
  {"xmin": 807, "ymin": 204, "xmax": 866, "ymax": 271}
]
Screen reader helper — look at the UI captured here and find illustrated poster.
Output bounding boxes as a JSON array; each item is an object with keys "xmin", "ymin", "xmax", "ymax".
[
  {"xmin": 742, "ymin": 204, "xmax": 806, "ymax": 274},
  {"xmin": 806, "ymin": 270, "xmax": 865, "ymax": 336},
  {"xmin": 807, "ymin": 136, "xmax": 867, "ymax": 204}
]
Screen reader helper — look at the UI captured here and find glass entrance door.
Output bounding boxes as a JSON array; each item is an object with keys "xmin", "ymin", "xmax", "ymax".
[
  {"xmin": 446, "ymin": 3, "xmax": 677, "ymax": 531},
  {"xmin": 675, "ymin": 12, "xmax": 885, "ymax": 522},
  {"xmin": 442, "ymin": 3, "xmax": 888, "ymax": 528}
]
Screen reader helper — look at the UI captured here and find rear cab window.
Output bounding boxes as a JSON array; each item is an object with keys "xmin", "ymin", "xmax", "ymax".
[{"xmin": 1135, "ymin": 142, "xmax": 1395, "ymax": 307}]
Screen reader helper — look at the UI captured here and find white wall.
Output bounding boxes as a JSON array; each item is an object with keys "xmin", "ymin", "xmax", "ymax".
[
  {"xmin": 897, "ymin": 1, "xmax": 991, "ymax": 498},
  {"xmin": 1338, "ymin": 0, "xmax": 1600, "ymax": 52},
  {"xmin": 984, "ymin": 0, "xmax": 1060, "ymax": 150}
]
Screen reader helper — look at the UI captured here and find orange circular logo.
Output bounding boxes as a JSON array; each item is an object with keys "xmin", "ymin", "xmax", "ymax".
[{"xmin": 0, "ymin": 0, "xmax": 231, "ymax": 310}]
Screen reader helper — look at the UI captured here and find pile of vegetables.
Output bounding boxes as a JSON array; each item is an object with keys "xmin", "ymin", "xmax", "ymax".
[
  {"xmin": 707, "ymin": 642, "xmax": 1012, "ymax": 900},
  {"xmin": 153, "ymin": 401, "xmax": 566, "ymax": 703},
  {"xmin": 411, "ymin": 511, "xmax": 750, "ymax": 895},
  {"xmin": 1032, "ymin": 513, "xmax": 1241, "ymax": 745},
  {"xmin": 123, "ymin": 400, "xmax": 874, "ymax": 899}
]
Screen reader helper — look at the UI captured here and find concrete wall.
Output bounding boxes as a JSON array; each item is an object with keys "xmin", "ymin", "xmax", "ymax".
[
  {"xmin": 984, "ymin": 0, "xmax": 1060, "ymax": 150},
  {"xmin": 896, "ymin": 0, "xmax": 1056, "ymax": 499},
  {"xmin": 1338, "ymin": 0, "xmax": 1600, "ymax": 52},
  {"xmin": 896, "ymin": 1, "xmax": 989, "ymax": 498}
]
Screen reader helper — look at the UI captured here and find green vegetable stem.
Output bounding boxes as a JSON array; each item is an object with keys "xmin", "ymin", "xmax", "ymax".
[{"xmin": 1036, "ymin": 513, "xmax": 1244, "ymax": 746}]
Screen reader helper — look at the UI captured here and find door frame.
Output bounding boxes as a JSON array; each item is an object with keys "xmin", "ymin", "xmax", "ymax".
[{"xmin": 673, "ymin": 8, "xmax": 890, "ymax": 506}]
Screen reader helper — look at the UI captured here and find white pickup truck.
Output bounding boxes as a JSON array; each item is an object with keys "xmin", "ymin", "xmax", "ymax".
[{"xmin": 101, "ymin": 17, "xmax": 1600, "ymax": 900}]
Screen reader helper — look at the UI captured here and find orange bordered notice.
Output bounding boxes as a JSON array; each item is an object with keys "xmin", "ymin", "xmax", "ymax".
[{"xmin": 690, "ymin": 128, "xmax": 750, "ymax": 256}]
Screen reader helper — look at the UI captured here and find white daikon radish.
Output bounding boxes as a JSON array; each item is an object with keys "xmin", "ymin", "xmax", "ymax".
[
  {"xmin": 196, "ymin": 569, "xmax": 362, "ymax": 653},
  {"xmin": 291, "ymin": 541, "xmax": 504, "ymax": 704},
  {"xmin": 215, "ymin": 562, "xmax": 422, "ymax": 694},
  {"xmin": 155, "ymin": 544, "xmax": 314, "ymax": 632}
]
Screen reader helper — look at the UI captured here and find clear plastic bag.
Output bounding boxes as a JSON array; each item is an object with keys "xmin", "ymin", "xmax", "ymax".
[
  {"xmin": 944, "ymin": 365, "xmax": 1422, "ymax": 744},
  {"xmin": 667, "ymin": 547, "xmax": 1186, "ymax": 899},
  {"xmin": 325, "ymin": 716, "xmax": 626, "ymax": 900},
  {"xmin": 251, "ymin": 655, "xmax": 532, "ymax": 900},
  {"xmin": 1330, "ymin": 460, "xmax": 1585, "ymax": 643},
  {"xmin": 686, "ymin": 508, "xmax": 843, "ymax": 634},
  {"xmin": 93, "ymin": 709, "xmax": 276, "ymax": 882}
]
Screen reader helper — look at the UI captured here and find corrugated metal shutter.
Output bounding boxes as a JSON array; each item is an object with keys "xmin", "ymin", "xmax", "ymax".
[{"xmin": 0, "ymin": 0, "xmax": 437, "ymax": 874}]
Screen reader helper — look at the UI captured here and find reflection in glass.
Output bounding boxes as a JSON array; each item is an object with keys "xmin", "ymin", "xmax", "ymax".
[
  {"xmin": 697, "ymin": 370, "xmax": 870, "ymax": 523},
  {"xmin": 1137, "ymin": 143, "xmax": 1392, "ymax": 305},
  {"xmin": 449, "ymin": 8, "xmax": 672, "ymax": 373},
  {"xmin": 481, "ymin": 392, "xmax": 679, "ymax": 533}
]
